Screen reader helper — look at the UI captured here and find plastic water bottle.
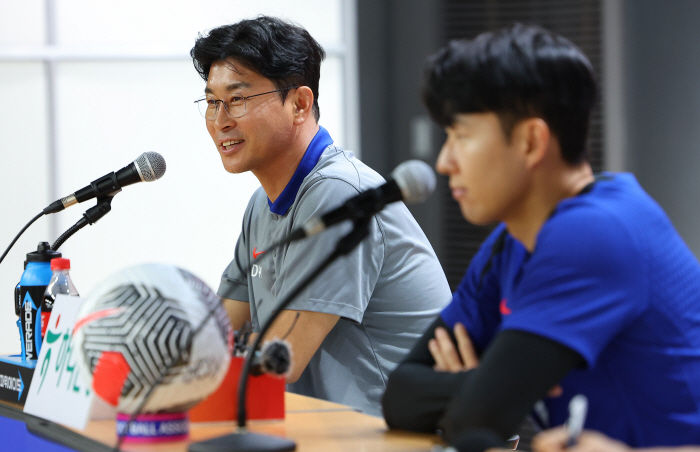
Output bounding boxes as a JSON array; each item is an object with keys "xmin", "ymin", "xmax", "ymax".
[{"xmin": 42, "ymin": 258, "xmax": 80, "ymax": 338}]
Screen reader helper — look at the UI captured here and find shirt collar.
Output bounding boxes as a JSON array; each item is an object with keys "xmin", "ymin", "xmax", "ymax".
[{"xmin": 268, "ymin": 126, "xmax": 333, "ymax": 215}]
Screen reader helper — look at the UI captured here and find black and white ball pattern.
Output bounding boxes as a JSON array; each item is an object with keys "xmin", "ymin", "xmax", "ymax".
[{"xmin": 73, "ymin": 263, "xmax": 232, "ymax": 414}]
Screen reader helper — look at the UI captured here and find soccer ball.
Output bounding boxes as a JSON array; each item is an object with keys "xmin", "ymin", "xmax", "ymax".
[{"xmin": 72, "ymin": 263, "xmax": 232, "ymax": 414}]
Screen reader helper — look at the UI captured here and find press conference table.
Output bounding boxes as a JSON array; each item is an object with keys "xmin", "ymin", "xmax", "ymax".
[{"xmin": 72, "ymin": 393, "xmax": 441, "ymax": 451}]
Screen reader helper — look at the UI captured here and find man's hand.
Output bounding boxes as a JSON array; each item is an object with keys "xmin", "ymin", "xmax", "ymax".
[
  {"xmin": 428, "ymin": 322, "xmax": 479, "ymax": 372},
  {"xmin": 531, "ymin": 427, "xmax": 631, "ymax": 452},
  {"xmin": 427, "ymin": 322, "xmax": 564, "ymax": 397},
  {"xmin": 531, "ymin": 427, "xmax": 700, "ymax": 452}
]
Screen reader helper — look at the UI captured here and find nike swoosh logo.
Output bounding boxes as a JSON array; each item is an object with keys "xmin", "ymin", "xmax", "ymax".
[
  {"xmin": 253, "ymin": 247, "xmax": 267, "ymax": 259},
  {"xmin": 500, "ymin": 298, "xmax": 512, "ymax": 315}
]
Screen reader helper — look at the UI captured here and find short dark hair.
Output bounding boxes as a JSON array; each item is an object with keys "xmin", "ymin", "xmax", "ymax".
[
  {"xmin": 423, "ymin": 24, "xmax": 598, "ymax": 165},
  {"xmin": 191, "ymin": 16, "xmax": 326, "ymax": 121}
]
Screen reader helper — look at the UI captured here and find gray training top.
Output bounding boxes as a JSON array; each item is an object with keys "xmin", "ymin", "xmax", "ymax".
[{"xmin": 218, "ymin": 127, "xmax": 451, "ymax": 415}]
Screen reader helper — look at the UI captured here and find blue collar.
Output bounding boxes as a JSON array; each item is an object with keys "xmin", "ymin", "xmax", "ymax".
[{"xmin": 268, "ymin": 126, "xmax": 333, "ymax": 215}]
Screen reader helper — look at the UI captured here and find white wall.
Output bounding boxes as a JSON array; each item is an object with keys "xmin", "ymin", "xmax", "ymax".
[{"xmin": 0, "ymin": 0, "xmax": 358, "ymax": 354}]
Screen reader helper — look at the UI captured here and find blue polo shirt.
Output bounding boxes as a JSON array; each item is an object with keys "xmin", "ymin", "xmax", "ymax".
[{"xmin": 442, "ymin": 172, "xmax": 700, "ymax": 446}]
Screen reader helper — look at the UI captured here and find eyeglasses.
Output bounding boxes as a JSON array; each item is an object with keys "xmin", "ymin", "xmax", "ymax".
[{"xmin": 194, "ymin": 87, "xmax": 298, "ymax": 120}]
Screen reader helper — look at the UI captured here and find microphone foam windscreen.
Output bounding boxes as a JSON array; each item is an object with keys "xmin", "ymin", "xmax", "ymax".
[
  {"xmin": 137, "ymin": 152, "xmax": 167, "ymax": 182},
  {"xmin": 261, "ymin": 339, "xmax": 292, "ymax": 376},
  {"xmin": 391, "ymin": 160, "xmax": 436, "ymax": 203}
]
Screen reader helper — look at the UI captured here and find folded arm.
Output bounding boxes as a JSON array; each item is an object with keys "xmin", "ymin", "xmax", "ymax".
[
  {"xmin": 382, "ymin": 316, "xmax": 475, "ymax": 433},
  {"xmin": 383, "ymin": 315, "xmax": 585, "ymax": 451}
]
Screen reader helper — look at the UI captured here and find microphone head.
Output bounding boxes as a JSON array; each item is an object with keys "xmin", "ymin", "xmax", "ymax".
[
  {"xmin": 391, "ymin": 160, "xmax": 436, "ymax": 203},
  {"xmin": 134, "ymin": 152, "xmax": 166, "ymax": 182},
  {"xmin": 260, "ymin": 339, "xmax": 292, "ymax": 376}
]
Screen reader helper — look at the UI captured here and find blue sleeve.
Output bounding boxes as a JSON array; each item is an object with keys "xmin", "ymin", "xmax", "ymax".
[
  {"xmin": 440, "ymin": 224, "xmax": 511, "ymax": 352},
  {"xmin": 501, "ymin": 206, "xmax": 650, "ymax": 367}
]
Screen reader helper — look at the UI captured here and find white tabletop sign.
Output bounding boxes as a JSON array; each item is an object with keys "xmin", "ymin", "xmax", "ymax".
[{"xmin": 23, "ymin": 294, "xmax": 95, "ymax": 430}]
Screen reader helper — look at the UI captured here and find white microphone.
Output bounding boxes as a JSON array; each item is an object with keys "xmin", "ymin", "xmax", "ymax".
[
  {"xmin": 43, "ymin": 152, "xmax": 166, "ymax": 214},
  {"xmin": 282, "ymin": 159, "xmax": 436, "ymax": 244}
]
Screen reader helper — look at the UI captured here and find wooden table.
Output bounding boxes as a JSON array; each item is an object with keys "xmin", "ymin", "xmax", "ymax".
[{"xmin": 77, "ymin": 393, "xmax": 442, "ymax": 451}]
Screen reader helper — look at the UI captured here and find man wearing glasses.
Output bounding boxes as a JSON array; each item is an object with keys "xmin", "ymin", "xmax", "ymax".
[{"xmin": 190, "ymin": 16, "xmax": 451, "ymax": 416}]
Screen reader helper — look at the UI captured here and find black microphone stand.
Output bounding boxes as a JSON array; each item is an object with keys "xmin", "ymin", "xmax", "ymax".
[
  {"xmin": 51, "ymin": 196, "xmax": 114, "ymax": 251},
  {"xmin": 188, "ymin": 216, "xmax": 373, "ymax": 452}
]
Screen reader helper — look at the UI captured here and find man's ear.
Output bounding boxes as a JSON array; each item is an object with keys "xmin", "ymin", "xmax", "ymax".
[
  {"xmin": 513, "ymin": 117, "xmax": 551, "ymax": 169},
  {"xmin": 292, "ymin": 86, "xmax": 314, "ymax": 125}
]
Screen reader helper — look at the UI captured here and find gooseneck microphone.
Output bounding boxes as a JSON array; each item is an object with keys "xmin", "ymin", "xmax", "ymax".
[
  {"xmin": 189, "ymin": 160, "xmax": 435, "ymax": 452},
  {"xmin": 283, "ymin": 159, "xmax": 436, "ymax": 244},
  {"xmin": 43, "ymin": 152, "xmax": 166, "ymax": 215}
]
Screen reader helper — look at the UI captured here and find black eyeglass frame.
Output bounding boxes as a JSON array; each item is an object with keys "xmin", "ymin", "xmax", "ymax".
[{"xmin": 194, "ymin": 86, "xmax": 299, "ymax": 120}]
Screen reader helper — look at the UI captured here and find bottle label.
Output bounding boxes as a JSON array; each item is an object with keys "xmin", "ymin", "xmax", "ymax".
[
  {"xmin": 41, "ymin": 292, "xmax": 56, "ymax": 338},
  {"xmin": 41, "ymin": 311, "xmax": 51, "ymax": 338},
  {"xmin": 44, "ymin": 292, "xmax": 56, "ymax": 311},
  {"xmin": 19, "ymin": 286, "xmax": 45, "ymax": 360}
]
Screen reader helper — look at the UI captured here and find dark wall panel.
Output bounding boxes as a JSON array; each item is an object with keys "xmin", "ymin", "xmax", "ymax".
[
  {"xmin": 624, "ymin": 0, "xmax": 700, "ymax": 258},
  {"xmin": 358, "ymin": 0, "xmax": 604, "ymax": 290},
  {"xmin": 358, "ymin": 0, "xmax": 445, "ymax": 257}
]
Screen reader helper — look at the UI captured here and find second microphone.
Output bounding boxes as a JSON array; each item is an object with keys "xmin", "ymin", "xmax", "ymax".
[{"xmin": 43, "ymin": 152, "xmax": 166, "ymax": 215}]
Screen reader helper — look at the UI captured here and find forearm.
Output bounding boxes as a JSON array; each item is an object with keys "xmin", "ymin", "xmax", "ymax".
[
  {"xmin": 260, "ymin": 309, "xmax": 339, "ymax": 383},
  {"xmin": 383, "ymin": 315, "xmax": 473, "ymax": 432},
  {"xmin": 439, "ymin": 330, "xmax": 585, "ymax": 445},
  {"xmin": 222, "ymin": 298, "xmax": 251, "ymax": 331},
  {"xmin": 383, "ymin": 361, "xmax": 473, "ymax": 433}
]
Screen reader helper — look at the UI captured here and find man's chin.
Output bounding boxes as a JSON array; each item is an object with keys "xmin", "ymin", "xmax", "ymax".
[
  {"xmin": 224, "ymin": 167, "xmax": 247, "ymax": 174},
  {"xmin": 461, "ymin": 207, "xmax": 495, "ymax": 226},
  {"xmin": 221, "ymin": 157, "xmax": 248, "ymax": 174}
]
